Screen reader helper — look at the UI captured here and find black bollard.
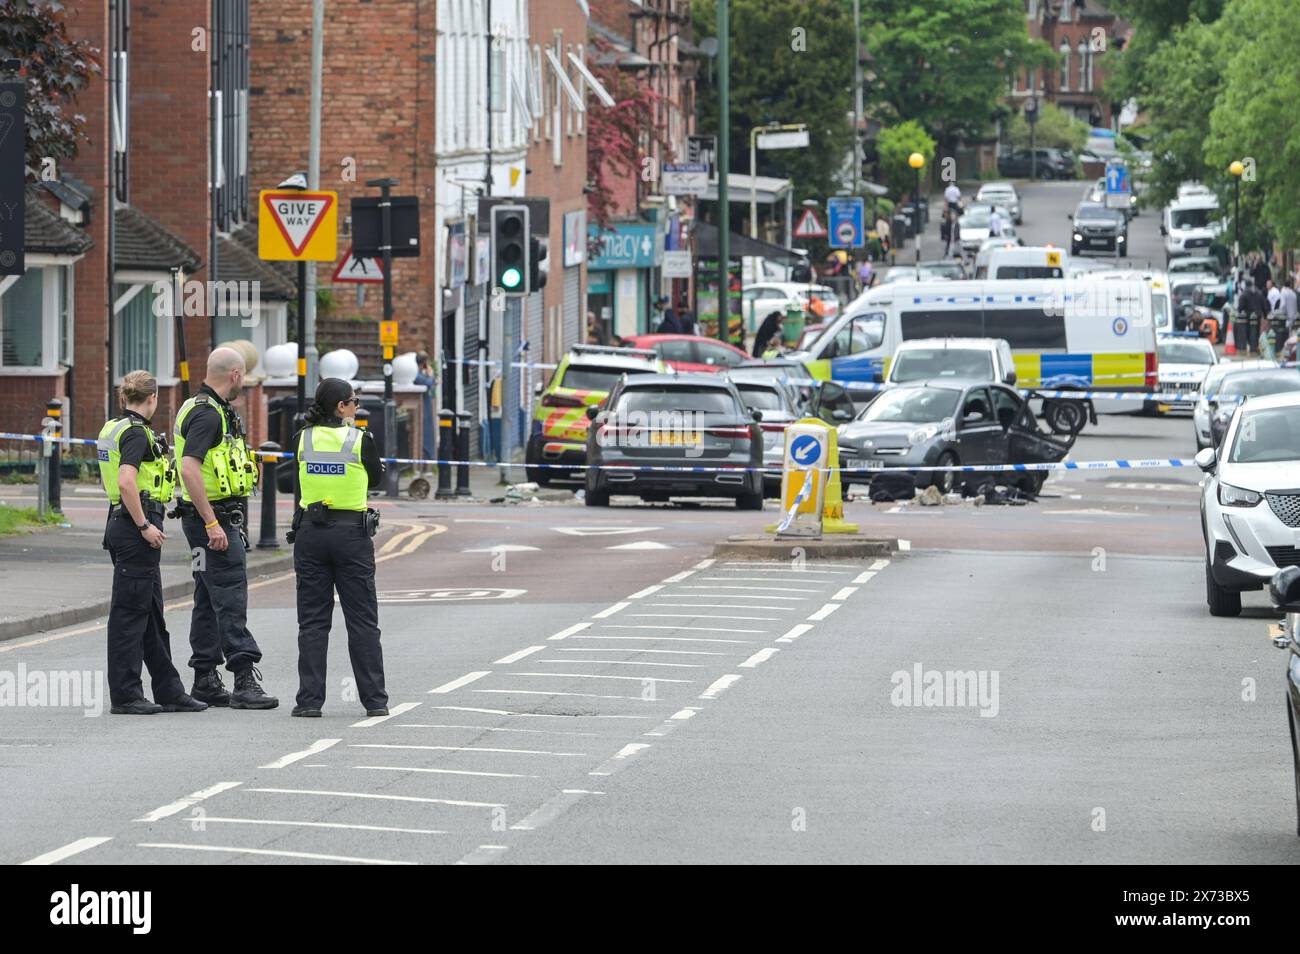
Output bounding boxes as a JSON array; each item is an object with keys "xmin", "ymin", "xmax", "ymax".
[
  {"xmin": 46, "ymin": 398, "xmax": 62, "ymax": 513},
  {"xmin": 455, "ymin": 412, "xmax": 472, "ymax": 496},
  {"xmin": 436, "ymin": 411, "xmax": 455, "ymax": 499},
  {"xmin": 258, "ymin": 441, "xmax": 280, "ymax": 549}
]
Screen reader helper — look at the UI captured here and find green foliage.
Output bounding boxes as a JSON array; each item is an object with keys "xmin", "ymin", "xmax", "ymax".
[
  {"xmin": 1003, "ymin": 102, "xmax": 1089, "ymax": 152},
  {"xmin": 875, "ymin": 121, "xmax": 935, "ymax": 200},
  {"xmin": 0, "ymin": 504, "xmax": 59, "ymax": 534}
]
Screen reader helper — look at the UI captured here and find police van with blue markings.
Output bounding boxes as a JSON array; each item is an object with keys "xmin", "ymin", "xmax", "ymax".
[{"xmin": 794, "ymin": 277, "xmax": 1158, "ymax": 435}]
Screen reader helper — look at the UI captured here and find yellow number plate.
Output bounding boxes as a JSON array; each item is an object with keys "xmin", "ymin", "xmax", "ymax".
[{"xmin": 650, "ymin": 431, "xmax": 701, "ymax": 446}]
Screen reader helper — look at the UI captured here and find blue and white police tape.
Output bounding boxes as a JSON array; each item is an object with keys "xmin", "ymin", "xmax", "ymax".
[
  {"xmin": 446, "ymin": 358, "xmax": 558, "ymax": 371},
  {"xmin": 836, "ymin": 380, "xmax": 1207, "ymax": 403},
  {"xmin": 775, "ymin": 470, "xmax": 814, "ymax": 534},
  {"xmin": 0, "ymin": 431, "xmax": 97, "ymax": 447}
]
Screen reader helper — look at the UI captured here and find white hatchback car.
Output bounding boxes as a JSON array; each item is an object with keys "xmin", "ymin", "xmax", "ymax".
[
  {"xmin": 1198, "ymin": 391, "xmax": 1300, "ymax": 616},
  {"xmin": 1193, "ymin": 358, "xmax": 1277, "ymax": 450}
]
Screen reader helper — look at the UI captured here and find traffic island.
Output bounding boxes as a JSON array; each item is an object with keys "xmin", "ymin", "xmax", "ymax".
[{"xmin": 712, "ymin": 533, "xmax": 896, "ymax": 561}]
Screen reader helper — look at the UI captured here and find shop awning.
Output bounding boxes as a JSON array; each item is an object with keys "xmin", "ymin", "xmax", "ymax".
[{"xmin": 693, "ymin": 222, "xmax": 803, "ymax": 263}]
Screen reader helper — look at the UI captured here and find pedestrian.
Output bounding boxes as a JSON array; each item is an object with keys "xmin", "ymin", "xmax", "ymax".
[
  {"xmin": 790, "ymin": 256, "xmax": 813, "ymax": 283},
  {"xmin": 1266, "ymin": 279, "xmax": 1281, "ymax": 315},
  {"xmin": 655, "ymin": 296, "xmax": 682, "ymax": 334},
  {"xmin": 752, "ymin": 310, "xmax": 784, "ymax": 357},
  {"xmin": 989, "ymin": 206, "xmax": 1005, "ymax": 237},
  {"xmin": 173, "ymin": 347, "xmax": 277, "ymax": 709},
  {"xmin": 288, "ymin": 377, "xmax": 388, "ymax": 718},
  {"xmin": 678, "ymin": 301, "xmax": 698, "ymax": 336},
  {"xmin": 1281, "ymin": 279, "xmax": 1298, "ymax": 331},
  {"xmin": 1251, "ymin": 252, "xmax": 1272, "ymax": 295},
  {"xmin": 413, "ymin": 350, "xmax": 436, "ymax": 473},
  {"xmin": 943, "ymin": 182, "xmax": 961, "ymax": 215},
  {"xmin": 875, "ymin": 214, "xmax": 892, "ymax": 262},
  {"xmin": 97, "ymin": 371, "xmax": 207, "ymax": 715},
  {"xmin": 939, "ymin": 209, "xmax": 954, "ymax": 258},
  {"xmin": 857, "ymin": 257, "xmax": 874, "ymax": 291}
]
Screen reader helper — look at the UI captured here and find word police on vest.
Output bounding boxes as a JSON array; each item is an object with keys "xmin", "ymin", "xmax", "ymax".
[
  {"xmin": 49, "ymin": 885, "xmax": 151, "ymax": 934},
  {"xmin": 305, "ymin": 462, "xmax": 347, "ymax": 476},
  {"xmin": 150, "ymin": 277, "xmax": 262, "ymax": 327}
]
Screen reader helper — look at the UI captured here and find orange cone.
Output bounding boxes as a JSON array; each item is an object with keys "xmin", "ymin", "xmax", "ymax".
[{"xmin": 1224, "ymin": 319, "xmax": 1236, "ymax": 356}]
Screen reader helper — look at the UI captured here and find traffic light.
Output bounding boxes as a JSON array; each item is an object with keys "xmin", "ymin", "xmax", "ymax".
[
  {"xmin": 491, "ymin": 205, "xmax": 530, "ymax": 296},
  {"xmin": 530, "ymin": 235, "xmax": 549, "ymax": 292}
]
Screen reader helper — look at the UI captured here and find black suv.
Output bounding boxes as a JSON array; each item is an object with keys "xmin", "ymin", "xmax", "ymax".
[
  {"xmin": 996, "ymin": 148, "xmax": 1076, "ymax": 180},
  {"xmin": 1070, "ymin": 203, "xmax": 1128, "ymax": 256}
]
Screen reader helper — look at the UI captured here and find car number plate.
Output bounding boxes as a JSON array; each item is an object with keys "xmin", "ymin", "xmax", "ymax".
[
  {"xmin": 848, "ymin": 457, "xmax": 883, "ymax": 470},
  {"xmin": 1089, "ymin": 237, "xmax": 1108, "ymax": 245},
  {"xmin": 650, "ymin": 431, "xmax": 701, "ymax": 446}
]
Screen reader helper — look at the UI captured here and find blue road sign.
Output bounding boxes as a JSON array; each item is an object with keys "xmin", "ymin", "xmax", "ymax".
[
  {"xmin": 827, "ymin": 196, "xmax": 865, "ymax": 249},
  {"xmin": 789, "ymin": 434, "xmax": 822, "ymax": 467},
  {"xmin": 1106, "ymin": 164, "xmax": 1130, "ymax": 195}
]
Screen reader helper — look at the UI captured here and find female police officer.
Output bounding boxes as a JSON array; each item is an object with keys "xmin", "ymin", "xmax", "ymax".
[
  {"xmin": 97, "ymin": 371, "xmax": 207, "ymax": 714},
  {"xmin": 289, "ymin": 378, "xmax": 388, "ymax": 718}
]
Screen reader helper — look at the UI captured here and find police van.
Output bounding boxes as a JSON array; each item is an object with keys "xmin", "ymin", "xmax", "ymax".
[
  {"xmin": 797, "ymin": 277, "xmax": 1157, "ymax": 434},
  {"xmin": 973, "ymin": 245, "xmax": 1069, "ymax": 280}
]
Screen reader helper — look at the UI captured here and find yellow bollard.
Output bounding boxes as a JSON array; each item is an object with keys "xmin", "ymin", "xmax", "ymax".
[{"xmin": 819, "ymin": 425, "xmax": 858, "ymax": 534}]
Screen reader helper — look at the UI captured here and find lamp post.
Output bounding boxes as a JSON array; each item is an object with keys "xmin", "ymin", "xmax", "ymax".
[
  {"xmin": 909, "ymin": 152, "xmax": 925, "ymax": 279},
  {"xmin": 1229, "ymin": 159, "xmax": 1244, "ymax": 276}
]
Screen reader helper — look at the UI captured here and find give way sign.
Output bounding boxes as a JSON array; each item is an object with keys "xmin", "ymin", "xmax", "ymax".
[{"xmin": 258, "ymin": 189, "xmax": 338, "ymax": 261}]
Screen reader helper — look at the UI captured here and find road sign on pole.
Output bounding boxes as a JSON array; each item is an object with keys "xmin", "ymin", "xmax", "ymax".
[
  {"xmin": 258, "ymin": 190, "xmax": 338, "ymax": 261},
  {"xmin": 1105, "ymin": 162, "xmax": 1131, "ymax": 210},
  {"xmin": 331, "ymin": 245, "xmax": 385, "ymax": 284},
  {"xmin": 827, "ymin": 196, "xmax": 865, "ymax": 249},
  {"xmin": 793, "ymin": 208, "xmax": 828, "ymax": 239}
]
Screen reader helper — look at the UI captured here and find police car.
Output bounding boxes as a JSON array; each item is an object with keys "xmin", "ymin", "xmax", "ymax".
[{"xmin": 525, "ymin": 344, "xmax": 664, "ymax": 484}]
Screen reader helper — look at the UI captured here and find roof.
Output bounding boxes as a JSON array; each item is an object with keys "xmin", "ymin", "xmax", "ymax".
[
  {"xmin": 114, "ymin": 206, "xmax": 202, "ymax": 272},
  {"xmin": 216, "ymin": 227, "xmax": 296, "ymax": 300},
  {"xmin": 1236, "ymin": 391, "xmax": 1300, "ymax": 411},
  {"xmin": 701, "ymin": 173, "xmax": 792, "ymax": 204},
  {"xmin": 39, "ymin": 175, "xmax": 93, "ymax": 213},
  {"xmin": 693, "ymin": 222, "xmax": 802, "ymax": 264},
  {"xmin": 897, "ymin": 338, "xmax": 1004, "ymax": 350},
  {"xmin": 567, "ymin": 353, "xmax": 658, "ymax": 371},
  {"xmin": 621, "ymin": 372, "xmax": 734, "ymax": 388},
  {"xmin": 24, "ymin": 186, "xmax": 93, "ymax": 256}
]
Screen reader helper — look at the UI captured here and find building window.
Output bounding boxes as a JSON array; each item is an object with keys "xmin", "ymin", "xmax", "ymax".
[
  {"xmin": 1059, "ymin": 41, "xmax": 1070, "ymax": 92},
  {"xmin": 0, "ymin": 269, "xmax": 46, "ymax": 368},
  {"xmin": 1078, "ymin": 41, "xmax": 1088, "ymax": 91},
  {"xmin": 532, "ymin": 45, "xmax": 545, "ymax": 142},
  {"xmin": 110, "ymin": 0, "xmax": 129, "ymax": 204},
  {"xmin": 211, "ymin": 0, "xmax": 250, "ymax": 233},
  {"xmin": 113, "ymin": 277, "xmax": 174, "ymax": 382},
  {"xmin": 1059, "ymin": 0, "xmax": 1072, "ymax": 22}
]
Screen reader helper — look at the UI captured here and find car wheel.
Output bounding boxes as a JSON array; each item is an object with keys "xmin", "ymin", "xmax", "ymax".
[
  {"xmin": 930, "ymin": 451, "xmax": 959, "ymax": 495},
  {"xmin": 737, "ymin": 490, "xmax": 765, "ymax": 511},
  {"xmin": 1205, "ymin": 558, "xmax": 1242, "ymax": 617},
  {"xmin": 584, "ymin": 485, "xmax": 610, "ymax": 507},
  {"xmin": 524, "ymin": 440, "xmax": 552, "ymax": 487},
  {"xmin": 1043, "ymin": 400, "xmax": 1086, "ymax": 436}
]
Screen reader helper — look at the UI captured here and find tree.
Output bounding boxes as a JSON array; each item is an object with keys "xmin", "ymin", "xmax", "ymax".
[
  {"xmin": 875, "ymin": 121, "xmax": 935, "ymax": 201},
  {"xmin": 1003, "ymin": 102, "xmax": 1088, "ymax": 153},
  {"xmin": 692, "ymin": 0, "xmax": 855, "ymax": 202},
  {"xmin": 0, "ymin": 0, "xmax": 102, "ymax": 172}
]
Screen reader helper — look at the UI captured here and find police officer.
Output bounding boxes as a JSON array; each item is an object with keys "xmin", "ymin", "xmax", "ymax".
[
  {"xmin": 174, "ymin": 347, "xmax": 278, "ymax": 709},
  {"xmin": 289, "ymin": 378, "xmax": 388, "ymax": 718},
  {"xmin": 98, "ymin": 371, "xmax": 207, "ymax": 715}
]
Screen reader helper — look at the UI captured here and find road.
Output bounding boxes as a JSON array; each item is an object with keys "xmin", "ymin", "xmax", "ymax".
[{"xmin": 6, "ymin": 180, "xmax": 1297, "ymax": 866}]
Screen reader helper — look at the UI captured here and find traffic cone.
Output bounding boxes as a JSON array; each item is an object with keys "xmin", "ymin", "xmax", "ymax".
[{"xmin": 1224, "ymin": 320, "xmax": 1236, "ymax": 356}]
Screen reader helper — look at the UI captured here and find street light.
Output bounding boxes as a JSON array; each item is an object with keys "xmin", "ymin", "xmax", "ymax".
[
  {"xmin": 909, "ymin": 152, "xmax": 925, "ymax": 279},
  {"xmin": 1229, "ymin": 160, "xmax": 1244, "ymax": 275}
]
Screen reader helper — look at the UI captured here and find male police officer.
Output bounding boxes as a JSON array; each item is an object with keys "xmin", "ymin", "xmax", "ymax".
[{"xmin": 174, "ymin": 347, "xmax": 277, "ymax": 709}]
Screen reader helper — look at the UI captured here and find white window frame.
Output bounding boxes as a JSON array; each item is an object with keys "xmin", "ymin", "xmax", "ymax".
[
  {"xmin": 113, "ymin": 269, "xmax": 177, "ymax": 385},
  {"xmin": 1059, "ymin": 42, "xmax": 1070, "ymax": 92},
  {"xmin": 0, "ymin": 260, "xmax": 74, "ymax": 374},
  {"xmin": 1077, "ymin": 41, "xmax": 1087, "ymax": 90}
]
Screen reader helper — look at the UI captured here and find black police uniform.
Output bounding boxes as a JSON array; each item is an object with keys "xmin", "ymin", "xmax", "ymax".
[
  {"xmin": 104, "ymin": 411, "xmax": 188, "ymax": 709},
  {"xmin": 289, "ymin": 417, "xmax": 387, "ymax": 714}
]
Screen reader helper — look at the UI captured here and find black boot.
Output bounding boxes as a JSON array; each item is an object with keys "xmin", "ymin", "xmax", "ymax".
[
  {"xmin": 158, "ymin": 693, "xmax": 210, "ymax": 713},
  {"xmin": 230, "ymin": 666, "xmax": 279, "ymax": 710},
  {"xmin": 191, "ymin": 669, "xmax": 231, "ymax": 707},
  {"xmin": 291, "ymin": 706, "xmax": 322, "ymax": 718},
  {"xmin": 110, "ymin": 698, "xmax": 163, "ymax": 715}
]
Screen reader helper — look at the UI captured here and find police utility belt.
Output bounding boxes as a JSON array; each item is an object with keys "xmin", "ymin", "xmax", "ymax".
[
  {"xmin": 169, "ymin": 497, "xmax": 246, "ymax": 528},
  {"xmin": 287, "ymin": 503, "xmax": 380, "ymax": 543},
  {"xmin": 111, "ymin": 495, "xmax": 167, "ymax": 521}
]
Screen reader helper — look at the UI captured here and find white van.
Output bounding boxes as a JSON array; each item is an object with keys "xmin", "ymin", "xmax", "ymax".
[
  {"xmin": 1093, "ymin": 269, "xmax": 1173, "ymax": 335},
  {"xmin": 975, "ymin": 245, "xmax": 1069, "ymax": 281},
  {"xmin": 801, "ymin": 278, "xmax": 1157, "ymax": 433},
  {"xmin": 1162, "ymin": 193, "xmax": 1222, "ymax": 262},
  {"xmin": 885, "ymin": 337, "xmax": 1017, "ymax": 387}
]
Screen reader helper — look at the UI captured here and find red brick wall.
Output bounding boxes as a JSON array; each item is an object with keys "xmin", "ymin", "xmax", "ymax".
[{"xmin": 247, "ymin": 0, "xmax": 439, "ymax": 360}]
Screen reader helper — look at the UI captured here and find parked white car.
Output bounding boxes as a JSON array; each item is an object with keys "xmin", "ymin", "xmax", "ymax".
[
  {"xmin": 975, "ymin": 182, "xmax": 1022, "ymax": 225},
  {"xmin": 1198, "ymin": 391, "xmax": 1300, "ymax": 616},
  {"xmin": 1193, "ymin": 359, "xmax": 1277, "ymax": 450},
  {"xmin": 1149, "ymin": 334, "xmax": 1217, "ymax": 414},
  {"xmin": 741, "ymin": 282, "xmax": 840, "ymax": 331}
]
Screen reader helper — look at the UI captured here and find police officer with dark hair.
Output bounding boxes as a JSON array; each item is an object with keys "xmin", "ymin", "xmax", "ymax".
[
  {"xmin": 174, "ymin": 347, "xmax": 278, "ymax": 709},
  {"xmin": 289, "ymin": 377, "xmax": 388, "ymax": 718},
  {"xmin": 98, "ymin": 371, "xmax": 207, "ymax": 714}
]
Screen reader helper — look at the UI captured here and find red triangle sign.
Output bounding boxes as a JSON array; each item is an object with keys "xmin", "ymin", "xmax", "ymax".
[
  {"xmin": 262, "ymin": 191, "xmax": 336, "ymax": 257},
  {"xmin": 794, "ymin": 208, "xmax": 827, "ymax": 238}
]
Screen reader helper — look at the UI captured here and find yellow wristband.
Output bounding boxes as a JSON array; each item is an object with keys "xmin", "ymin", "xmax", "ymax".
[{"xmin": 204, "ymin": 519, "xmax": 219, "ymax": 529}]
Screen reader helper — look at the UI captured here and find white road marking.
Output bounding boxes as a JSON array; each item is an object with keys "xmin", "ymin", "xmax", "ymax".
[
  {"xmin": 556, "ymin": 647, "xmax": 726, "ymax": 656},
  {"xmin": 474, "ymin": 689, "xmax": 658, "ymax": 701},
  {"xmin": 776, "ymin": 623, "xmax": 814, "ymax": 643},
  {"xmin": 354, "ymin": 765, "xmax": 540, "ymax": 779},
  {"xmin": 513, "ymin": 670, "xmax": 692, "ymax": 683},
  {"xmin": 249, "ymin": 787, "xmax": 504, "ymax": 808},
  {"xmin": 592, "ymin": 601, "xmax": 630, "ymax": 619},
  {"xmin": 494, "ymin": 645, "xmax": 546, "ymax": 665},
  {"xmin": 456, "ymin": 844, "xmax": 509, "ymax": 865},
  {"xmin": 510, "ymin": 789, "xmax": 604, "ymax": 831},
  {"xmin": 193, "ymin": 816, "xmax": 446, "ymax": 835},
  {"xmin": 351, "ymin": 701, "xmax": 421, "ymax": 727},
  {"xmin": 851, "ymin": 570, "xmax": 877, "ymax": 584},
  {"xmin": 661, "ymin": 570, "xmax": 696, "ymax": 583},
  {"xmin": 699, "ymin": 674, "xmax": 742, "ymax": 700},
  {"xmin": 869, "ymin": 558, "xmax": 890, "ymax": 571},
  {"xmin": 589, "ymin": 742, "xmax": 651, "ymax": 776},
  {"xmin": 650, "ymin": 602, "xmax": 794, "ymax": 611},
  {"xmin": 626, "ymin": 584, "xmax": 664, "ymax": 599},
  {"xmin": 681, "ymin": 584, "xmax": 819, "ymax": 593},
  {"xmin": 428, "ymin": 705, "xmax": 651, "ymax": 719},
  {"xmin": 668, "ymin": 592, "xmax": 808, "ymax": 601},
  {"xmin": 397, "ymin": 723, "xmax": 603, "ymax": 737},
  {"xmin": 700, "ymin": 578, "xmax": 825, "ymax": 587},
  {"xmin": 428, "ymin": 671, "xmax": 492, "ymax": 694},
  {"xmin": 463, "ymin": 544, "xmax": 539, "ymax": 553},
  {"xmin": 712, "ymin": 568, "xmax": 851, "ymax": 575},
  {"xmin": 136, "ymin": 781, "xmax": 242, "ymax": 822},
  {"xmin": 21, "ymin": 836, "xmax": 112, "ymax": 865},
  {"xmin": 137, "ymin": 842, "xmax": 414, "ymax": 865},
  {"xmin": 831, "ymin": 586, "xmax": 859, "ymax": 601},
  {"xmin": 260, "ymin": 738, "xmax": 341, "ymax": 769},
  {"xmin": 629, "ymin": 613, "xmax": 777, "ymax": 621},
  {"xmin": 547, "ymin": 622, "xmax": 592, "ymax": 641},
  {"xmin": 693, "ymin": 559, "xmax": 716, "ymax": 569},
  {"xmin": 739, "ymin": 648, "xmax": 780, "ymax": 668},
  {"xmin": 601, "ymin": 624, "xmax": 767, "ymax": 634},
  {"xmin": 807, "ymin": 603, "xmax": 841, "ymax": 621},
  {"xmin": 722, "ymin": 561, "xmax": 859, "ymax": 569},
  {"xmin": 554, "ymin": 525, "xmax": 661, "ymax": 536},
  {"xmin": 454, "ymin": 518, "xmax": 509, "ymax": 523},
  {"xmin": 672, "ymin": 707, "xmax": 701, "ymax": 719},
  {"xmin": 899, "ymin": 539, "xmax": 911, "ymax": 551},
  {"xmin": 349, "ymin": 743, "xmax": 586, "ymax": 756},
  {"xmin": 575, "ymin": 634, "xmax": 753, "ymax": 644},
  {"xmin": 608, "ymin": 541, "xmax": 672, "ymax": 550},
  {"xmin": 537, "ymin": 658, "xmax": 703, "ymax": 668}
]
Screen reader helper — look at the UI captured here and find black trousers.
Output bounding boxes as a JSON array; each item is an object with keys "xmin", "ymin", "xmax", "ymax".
[
  {"xmin": 105, "ymin": 511, "xmax": 186, "ymax": 706},
  {"xmin": 293, "ymin": 517, "xmax": 387, "ymax": 711},
  {"xmin": 181, "ymin": 506, "xmax": 263, "ymax": 673}
]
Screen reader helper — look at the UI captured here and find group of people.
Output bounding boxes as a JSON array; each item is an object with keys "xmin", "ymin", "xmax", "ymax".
[
  {"xmin": 1226, "ymin": 253, "xmax": 1299, "ymax": 356},
  {"xmin": 99, "ymin": 346, "xmax": 389, "ymax": 718}
]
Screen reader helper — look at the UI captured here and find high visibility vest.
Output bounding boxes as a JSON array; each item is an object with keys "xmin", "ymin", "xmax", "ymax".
[
  {"xmin": 173, "ymin": 395, "xmax": 257, "ymax": 502},
  {"xmin": 97, "ymin": 417, "xmax": 177, "ymax": 505},
  {"xmin": 297, "ymin": 424, "xmax": 367, "ymax": 511}
]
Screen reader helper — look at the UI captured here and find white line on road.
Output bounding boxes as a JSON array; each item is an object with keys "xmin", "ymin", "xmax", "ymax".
[
  {"xmin": 681, "ymin": 585, "xmax": 818, "ymax": 593},
  {"xmin": 575, "ymin": 634, "xmax": 753, "ymax": 644},
  {"xmin": 739, "ymin": 648, "xmax": 780, "ymax": 668},
  {"xmin": 137, "ymin": 842, "xmax": 414, "ymax": 865},
  {"xmin": 456, "ymin": 844, "xmax": 509, "ymax": 865},
  {"xmin": 536, "ymin": 658, "xmax": 703, "ymax": 668},
  {"xmin": 429, "ymin": 705, "xmax": 652, "ymax": 719},
  {"xmin": 354, "ymin": 765, "xmax": 540, "ymax": 779},
  {"xmin": 870, "ymin": 558, "xmax": 890, "ymax": 571},
  {"xmin": 723, "ymin": 561, "xmax": 860, "ymax": 569},
  {"xmin": 851, "ymin": 571, "xmax": 877, "ymax": 584},
  {"xmin": 600, "ymin": 624, "xmax": 767, "ymax": 634},
  {"xmin": 556, "ymin": 647, "xmax": 726, "ymax": 656},
  {"xmin": 474, "ymin": 688, "xmax": 657, "ymax": 701},
  {"xmin": 21, "ymin": 836, "xmax": 113, "ymax": 866},
  {"xmin": 248, "ymin": 787, "xmax": 504, "ymax": 808},
  {"xmin": 807, "ymin": 603, "xmax": 841, "ymax": 621},
  {"xmin": 514, "ymin": 671, "xmax": 692, "ymax": 683},
  {"xmin": 667, "ymin": 592, "xmax": 808, "ymax": 601},
  {"xmin": 547, "ymin": 622, "xmax": 592, "ymax": 641},
  {"xmin": 775, "ymin": 623, "xmax": 814, "ymax": 643},
  {"xmin": 831, "ymin": 586, "xmax": 859, "ymax": 601},
  {"xmin": 626, "ymin": 584, "xmax": 664, "ymax": 599},
  {"xmin": 494, "ymin": 645, "xmax": 546, "ymax": 665},
  {"xmin": 510, "ymin": 788, "xmax": 604, "ymax": 831},
  {"xmin": 661, "ymin": 570, "xmax": 696, "ymax": 583},
  {"xmin": 629, "ymin": 613, "xmax": 777, "ymax": 621},
  {"xmin": 700, "ymin": 578, "xmax": 825, "ymax": 588},
  {"xmin": 349, "ymin": 743, "xmax": 586, "ymax": 756},
  {"xmin": 428, "ymin": 671, "xmax": 492, "ymax": 694},
  {"xmin": 193, "ymin": 816, "xmax": 447, "ymax": 835},
  {"xmin": 589, "ymin": 742, "xmax": 651, "ymax": 776},
  {"xmin": 713, "ymin": 568, "xmax": 851, "ymax": 575},
  {"xmin": 397, "ymin": 723, "xmax": 603, "ymax": 737},
  {"xmin": 693, "ymin": 559, "xmax": 716, "ymax": 569},
  {"xmin": 673, "ymin": 707, "xmax": 701, "ymax": 719},
  {"xmin": 136, "ymin": 781, "xmax": 242, "ymax": 822},
  {"xmin": 649, "ymin": 602, "xmax": 795, "ymax": 611},
  {"xmin": 592, "ymin": 601, "xmax": 630, "ymax": 619},
  {"xmin": 699, "ymin": 674, "xmax": 742, "ymax": 700},
  {"xmin": 260, "ymin": 738, "xmax": 341, "ymax": 769},
  {"xmin": 351, "ymin": 702, "xmax": 421, "ymax": 727}
]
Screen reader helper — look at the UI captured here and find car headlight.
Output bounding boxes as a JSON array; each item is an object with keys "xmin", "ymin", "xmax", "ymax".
[
  {"xmin": 1073, "ymin": 233, "xmax": 1083, "ymax": 242},
  {"xmin": 1218, "ymin": 482, "xmax": 1261, "ymax": 507},
  {"xmin": 1117, "ymin": 235, "xmax": 1126, "ymax": 242},
  {"xmin": 908, "ymin": 424, "xmax": 940, "ymax": 445}
]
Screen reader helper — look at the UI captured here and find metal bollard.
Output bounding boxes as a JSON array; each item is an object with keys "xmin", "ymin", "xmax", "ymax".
[
  {"xmin": 455, "ymin": 412, "xmax": 472, "ymax": 496},
  {"xmin": 45, "ymin": 398, "xmax": 62, "ymax": 513},
  {"xmin": 435, "ymin": 411, "xmax": 456, "ymax": 499},
  {"xmin": 258, "ymin": 441, "xmax": 280, "ymax": 549}
]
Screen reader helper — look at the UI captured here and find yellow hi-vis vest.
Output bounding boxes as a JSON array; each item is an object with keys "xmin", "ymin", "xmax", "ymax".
[
  {"xmin": 97, "ymin": 417, "xmax": 177, "ymax": 505},
  {"xmin": 173, "ymin": 395, "xmax": 258, "ymax": 502},
  {"xmin": 297, "ymin": 424, "xmax": 367, "ymax": 511}
]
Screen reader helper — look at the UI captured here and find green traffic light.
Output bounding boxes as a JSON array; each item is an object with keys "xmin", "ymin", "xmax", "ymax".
[{"xmin": 501, "ymin": 267, "xmax": 523, "ymax": 289}]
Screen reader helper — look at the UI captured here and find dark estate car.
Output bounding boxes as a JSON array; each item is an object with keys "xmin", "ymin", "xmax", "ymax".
[
  {"xmin": 584, "ymin": 373, "xmax": 765, "ymax": 508},
  {"xmin": 1070, "ymin": 203, "xmax": 1128, "ymax": 256},
  {"xmin": 836, "ymin": 380, "xmax": 1073, "ymax": 496},
  {"xmin": 997, "ymin": 148, "xmax": 1076, "ymax": 180}
]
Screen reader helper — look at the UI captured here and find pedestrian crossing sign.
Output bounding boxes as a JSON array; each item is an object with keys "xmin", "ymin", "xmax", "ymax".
[
  {"xmin": 259, "ymin": 190, "xmax": 338, "ymax": 261},
  {"xmin": 794, "ymin": 208, "xmax": 827, "ymax": 239}
]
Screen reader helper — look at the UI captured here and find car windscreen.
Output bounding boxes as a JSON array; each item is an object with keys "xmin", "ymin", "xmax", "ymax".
[
  {"xmin": 1170, "ymin": 259, "xmax": 1218, "ymax": 274},
  {"xmin": 892, "ymin": 349, "xmax": 994, "ymax": 383},
  {"xmin": 1157, "ymin": 343, "xmax": 1214, "ymax": 365},
  {"xmin": 960, "ymin": 209, "xmax": 990, "ymax": 228},
  {"xmin": 561, "ymin": 365, "xmax": 652, "ymax": 391},
  {"xmin": 1229, "ymin": 407, "xmax": 1300, "ymax": 463},
  {"xmin": 1171, "ymin": 207, "xmax": 1217, "ymax": 229},
  {"xmin": 614, "ymin": 386, "xmax": 741, "ymax": 417},
  {"xmin": 994, "ymin": 265, "xmax": 1064, "ymax": 279},
  {"xmin": 859, "ymin": 387, "xmax": 961, "ymax": 424},
  {"xmin": 735, "ymin": 385, "xmax": 786, "ymax": 410},
  {"xmin": 1075, "ymin": 208, "xmax": 1122, "ymax": 223},
  {"xmin": 1218, "ymin": 372, "xmax": 1300, "ymax": 398}
]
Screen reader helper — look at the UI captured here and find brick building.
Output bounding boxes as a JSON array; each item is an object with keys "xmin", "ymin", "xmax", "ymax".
[{"xmin": 1011, "ymin": 0, "xmax": 1124, "ymax": 129}]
